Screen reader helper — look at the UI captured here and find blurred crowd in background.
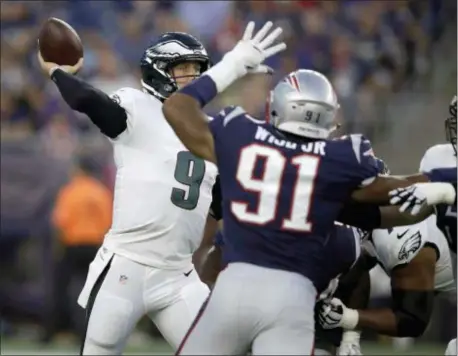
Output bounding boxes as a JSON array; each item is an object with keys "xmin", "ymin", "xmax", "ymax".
[{"xmin": 1, "ymin": 0, "xmax": 456, "ymax": 348}]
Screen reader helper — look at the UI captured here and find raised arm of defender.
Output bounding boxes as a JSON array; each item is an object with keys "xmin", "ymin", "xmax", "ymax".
[{"xmin": 162, "ymin": 21, "xmax": 286, "ymax": 164}]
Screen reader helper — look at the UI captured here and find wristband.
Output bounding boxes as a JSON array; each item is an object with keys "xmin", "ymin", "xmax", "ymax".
[
  {"xmin": 203, "ymin": 57, "xmax": 245, "ymax": 93},
  {"xmin": 341, "ymin": 308, "xmax": 359, "ymax": 330},
  {"xmin": 425, "ymin": 167, "xmax": 457, "ymax": 184},
  {"xmin": 178, "ymin": 75, "xmax": 218, "ymax": 108}
]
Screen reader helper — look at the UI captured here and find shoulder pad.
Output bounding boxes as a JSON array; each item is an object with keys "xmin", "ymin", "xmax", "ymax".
[
  {"xmin": 216, "ymin": 106, "xmax": 257, "ymax": 127},
  {"xmin": 217, "ymin": 105, "xmax": 238, "ymax": 117},
  {"xmin": 339, "ymin": 134, "xmax": 374, "ymax": 164},
  {"xmin": 370, "ymin": 222, "xmax": 428, "ymax": 271}
]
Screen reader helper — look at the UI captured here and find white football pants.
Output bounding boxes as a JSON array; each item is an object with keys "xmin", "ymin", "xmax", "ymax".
[
  {"xmin": 177, "ymin": 262, "xmax": 317, "ymax": 355},
  {"xmin": 445, "ymin": 338, "xmax": 457, "ymax": 356},
  {"xmin": 78, "ymin": 248, "xmax": 209, "ymax": 355}
]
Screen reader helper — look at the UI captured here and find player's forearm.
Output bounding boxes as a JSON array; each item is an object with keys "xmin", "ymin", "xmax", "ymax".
[
  {"xmin": 355, "ymin": 308, "xmax": 399, "ymax": 336},
  {"xmin": 194, "ymin": 215, "xmax": 219, "ymax": 273},
  {"xmin": 339, "ymin": 269, "xmax": 371, "ymax": 310},
  {"xmin": 199, "ymin": 245, "xmax": 223, "ymax": 289},
  {"xmin": 337, "ymin": 202, "xmax": 382, "ymax": 230},
  {"xmin": 401, "ymin": 173, "xmax": 431, "ymax": 184},
  {"xmin": 51, "ymin": 69, "xmax": 127, "ymax": 138},
  {"xmin": 354, "ymin": 288, "xmax": 433, "ymax": 337},
  {"xmin": 379, "ymin": 205, "xmax": 434, "ymax": 228},
  {"xmin": 162, "ymin": 92, "xmax": 215, "ymax": 163},
  {"xmin": 164, "ymin": 57, "xmax": 242, "ymax": 162}
]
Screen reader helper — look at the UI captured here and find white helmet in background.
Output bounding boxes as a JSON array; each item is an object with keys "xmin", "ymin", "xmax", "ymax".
[{"xmin": 268, "ymin": 69, "xmax": 340, "ymax": 139}]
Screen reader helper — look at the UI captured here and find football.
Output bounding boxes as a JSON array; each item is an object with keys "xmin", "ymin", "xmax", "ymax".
[{"xmin": 38, "ymin": 18, "xmax": 83, "ymax": 66}]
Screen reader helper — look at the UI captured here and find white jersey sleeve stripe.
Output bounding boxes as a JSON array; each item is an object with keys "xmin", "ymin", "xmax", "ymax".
[{"xmin": 350, "ymin": 134, "xmax": 362, "ymax": 164}]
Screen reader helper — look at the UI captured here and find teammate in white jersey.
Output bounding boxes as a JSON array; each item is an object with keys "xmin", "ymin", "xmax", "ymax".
[
  {"xmin": 38, "ymin": 32, "xmax": 221, "ymax": 354},
  {"xmin": 318, "ymin": 218, "xmax": 455, "ymax": 353},
  {"xmin": 319, "ymin": 157, "xmax": 456, "ymax": 355},
  {"xmin": 393, "ymin": 95, "xmax": 457, "ymax": 356}
]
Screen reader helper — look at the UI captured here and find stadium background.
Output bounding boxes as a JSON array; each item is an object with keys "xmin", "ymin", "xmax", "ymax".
[{"xmin": 1, "ymin": 0, "xmax": 456, "ymax": 354}]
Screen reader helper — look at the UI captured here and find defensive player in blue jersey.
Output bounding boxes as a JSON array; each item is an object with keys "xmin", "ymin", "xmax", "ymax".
[
  {"xmin": 201, "ymin": 158, "xmax": 445, "ymax": 356},
  {"xmin": 161, "ymin": 21, "xmax": 446, "ymax": 355}
]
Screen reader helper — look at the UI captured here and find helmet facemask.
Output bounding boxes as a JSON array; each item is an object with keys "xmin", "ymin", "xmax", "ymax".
[
  {"xmin": 166, "ymin": 60, "xmax": 205, "ymax": 89},
  {"xmin": 140, "ymin": 32, "xmax": 211, "ymax": 101}
]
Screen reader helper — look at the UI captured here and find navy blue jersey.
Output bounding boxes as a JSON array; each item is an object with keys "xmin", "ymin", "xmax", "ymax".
[
  {"xmin": 426, "ymin": 167, "xmax": 457, "ymax": 185},
  {"xmin": 436, "ymin": 204, "xmax": 457, "ymax": 253},
  {"xmin": 316, "ymin": 224, "xmax": 361, "ymax": 292},
  {"xmin": 423, "ymin": 167, "xmax": 457, "ymax": 252},
  {"xmin": 315, "ymin": 224, "xmax": 363, "ymax": 347},
  {"xmin": 208, "ymin": 106, "xmax": 378, "ymax": 288},
  {"xmin": 428, "ymin": 167, "xmax": 457, "ymax": 252},
  {"xmin": 214, "ymin": 224, "xmax": 361, "ymax": 294}
]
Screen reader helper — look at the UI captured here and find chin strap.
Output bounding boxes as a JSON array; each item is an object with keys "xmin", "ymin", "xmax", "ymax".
[{"xmin": 141, "ymin": 80, "xmax": 167, "ymax": 102}]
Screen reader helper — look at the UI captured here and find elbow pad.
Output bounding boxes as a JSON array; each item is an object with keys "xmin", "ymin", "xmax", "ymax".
[
  {"xmin": 51, "ymin": 69, "xmax": 128, "ymax": 138},
  {"xmin": 392, "ymin": 288, "xmax": 434, "ymax": 337}
]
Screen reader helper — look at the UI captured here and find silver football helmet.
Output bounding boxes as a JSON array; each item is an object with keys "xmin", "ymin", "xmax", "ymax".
[{"xmin": 268, "ymin": 69, "xmax": 339, "ymax": 139}]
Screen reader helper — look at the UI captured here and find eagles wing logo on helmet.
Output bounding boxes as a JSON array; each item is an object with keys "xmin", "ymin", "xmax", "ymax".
[
  {"xmin": 139, "ymin": 32, "xmax": 211, "ymax": 101},
  {"xmin": 398, "ymin": 231, "xmax": 422, "ymax": 261}
]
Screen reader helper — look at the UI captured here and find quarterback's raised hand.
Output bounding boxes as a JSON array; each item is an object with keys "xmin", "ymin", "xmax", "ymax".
[
  {"xmin": 224, "ymin": 21, "xmax": 286, "ymax": 76},
  {"xmin": 38, "ymin": 50, "xmax": 83, "ymax": 77},
  {"xmin": 318, "ymin": 298, "xmax": 359, "ymax": 330},
  {"xmin": 162, "ymin": 20, "xmax": 286, "ymax": 164},
  {"xmin": 389, "ymin": 182, "xmax": 457, "ymax": 215}
]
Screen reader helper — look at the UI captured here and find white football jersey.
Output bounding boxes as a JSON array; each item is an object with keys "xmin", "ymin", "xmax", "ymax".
[
  {"xmin": 364, "ymin": 217, "xmax": 455, "ymax": 293},
  {"xmin": 103, "ymin": 87, "xmax": 218, "ymax": 269},
  {"xmin": 419, "ymin": 143, "xmax": 456, "ymax": 172}
]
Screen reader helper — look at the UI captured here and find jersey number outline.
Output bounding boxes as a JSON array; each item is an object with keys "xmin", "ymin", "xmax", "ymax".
[
  {"xmin": 171, "ymin": 151, "xmax": 206, "ymax": 210},
  {"xmin": 232, "ymin": 144, "xmax": 320, "ymax": 232}
]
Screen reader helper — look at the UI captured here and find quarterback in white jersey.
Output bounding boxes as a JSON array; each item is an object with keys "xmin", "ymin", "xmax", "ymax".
[{"xmin": 39, "ymin": 32, "xmax": 220, "ymax": 354}]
